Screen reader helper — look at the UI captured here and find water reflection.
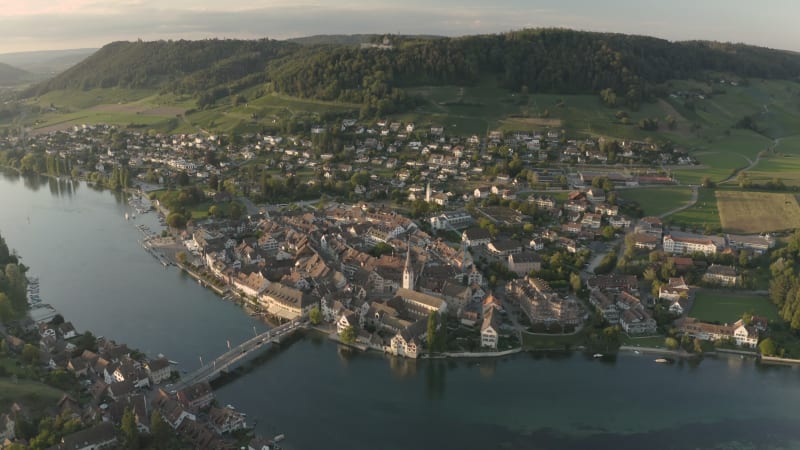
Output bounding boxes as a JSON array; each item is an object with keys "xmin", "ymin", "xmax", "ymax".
[
  {"xmin": 425, "ymin": 360, "xmax": 446, "ymax": 399},
  {"xmin": 388, "ymin": 355, "xmax": 417, "ymax": 378}
]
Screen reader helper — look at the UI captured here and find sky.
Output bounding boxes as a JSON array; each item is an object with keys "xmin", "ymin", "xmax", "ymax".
[{"xmin": 0, "ymin": 0, "xmax": 795, "ymax": 54}]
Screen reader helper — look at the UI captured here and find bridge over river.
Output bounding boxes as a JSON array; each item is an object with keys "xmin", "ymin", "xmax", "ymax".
[{"xmin": 172, "ymin": 318, "xmax": 307, "ymax": 391}]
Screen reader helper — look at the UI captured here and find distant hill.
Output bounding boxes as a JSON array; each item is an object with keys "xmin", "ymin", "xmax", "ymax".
[
  {"xmin": 0, "ymin": 62, "xmax": 31, "ymax": 85},
  {"xmin": 0, "ymin": 48, "xmax": 96, "ymax": 77},
  {"xmin": 26, "ymin": 30, "xmax": 800, "ymax": 116}
]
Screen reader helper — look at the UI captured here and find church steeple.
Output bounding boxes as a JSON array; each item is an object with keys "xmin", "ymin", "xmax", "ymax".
[
  {"xmin": 425, "ymin": 182, "xmax": 431, "ymax": 203},
  {"xmin": 402, "ymin": 244, "xmax": 415, "ymax": 290}
]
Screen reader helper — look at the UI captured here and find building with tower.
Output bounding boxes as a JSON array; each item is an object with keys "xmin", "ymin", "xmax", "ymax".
[{"xmin": 402, "ymin": 247, "xmax": 415, "ymax": 290}]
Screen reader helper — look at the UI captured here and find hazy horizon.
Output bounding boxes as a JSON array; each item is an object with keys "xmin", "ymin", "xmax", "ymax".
[{"xmin": 0, "ymin": 0, "xmax": 795, "ymax": 54}]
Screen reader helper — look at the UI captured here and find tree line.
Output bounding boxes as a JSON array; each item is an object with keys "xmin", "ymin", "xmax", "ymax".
[{"xmin": 0, "ymin": 232, "xmax": 29, "ymax": 323}]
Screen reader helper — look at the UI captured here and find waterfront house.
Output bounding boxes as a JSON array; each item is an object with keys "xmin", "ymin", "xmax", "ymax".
[
  {"xmin": 258, "ymin": 282, "xmax": 317, "ymax": 320},
  {"xmin": 480, "ymin": 308, "xmax": 502, "ymax": 349},
  {"xmin": 676, "ymin": 317, "xmax": 758, "ymax": 347},
  {"xmin": 232, "ymin": 270, "xmax": 269, "ymax": 298},
  {"xmin": 336, "ymin": 310, "xmax": 359, "ymax": 335},
  {"xmin": 146, "ymin": 357, "xmax": 172, "ymax": 385},
  {"xmin": 389, "ymin": 318, "xmax": 426, "ymax": 359},
  {"xmin": 208, "ymin": 406, "xmax": 247, "ymax": 435},
  {"xmin": 177, "ymin": 381, "xmax": 215, "ymax": 412}
]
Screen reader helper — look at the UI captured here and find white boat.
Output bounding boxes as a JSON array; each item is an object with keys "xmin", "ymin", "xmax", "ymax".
[
  {"xmin": 593, "ymin": 353, "xmax": 603, "ymax": 358},
  {"xmin": 274, "ymin": 434, "xmax": 285, "ymax": 442},
  {"xmin": 655, "ymin": 358, "xmax": 672, "ymax": 364}
]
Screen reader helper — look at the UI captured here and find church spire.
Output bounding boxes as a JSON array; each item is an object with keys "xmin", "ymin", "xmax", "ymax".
[{"xmin": 402, "ymin": 243, "xmax": 414, "ymax": 290}]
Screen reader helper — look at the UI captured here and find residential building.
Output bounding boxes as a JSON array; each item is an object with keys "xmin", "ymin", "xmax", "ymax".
[
  {"xmin": 507, "ymin": 252, "xmax": 542, "ymax": 276},
  {"xmin": 208, "ymin": 406, "xmax": 247, "ymax": 434},
  {"xmin": 57, "ymin": 422, "xmax": 117, "ymax": 450},
  {"xmin": 480, "ymin": 308, "xmax": 502, "ymax": 349},
  {"xmin": 461, "ymin": 227, "xmax": 492, "ymax": 247},
  {"xmin": 663, "ymin": 233, "xmax": 721, "ymax": 255},
  {"xmin": 145, "ymin": 358, "xmax": 172, "ymax": 385},
  {"xmin": 658, "ymin": 277, "xmax": 690, "ymax": 302},
  {"xmin": 177, "ymin": 381, "xmax": 215, "ymax": 412},
  {"xmin": 258, "ymin": 282, "xmax": 317, "ymax": 320},
  {"xmin": 676, "ymin": 317, "xmax": 758, "ymax": 347},
  {"xmin": 703, "ymin": 264, "xmax": 740, "ymax": 286}
]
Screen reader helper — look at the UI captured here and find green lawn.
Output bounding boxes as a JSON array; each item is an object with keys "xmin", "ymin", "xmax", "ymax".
[
  {"xmin": 665, "ymin": 188, "xmax": 720, "ymax": 231},
  {"xmin": 619, "ymin": 186, "xmax": 693, "ymax": 217},
  {"xmin": 0, "ymin": 378, "xmax": 64, "ymax": 416},
  {"xmin": 689, "ymin": 290, "xmax": 779, "ymax": 324},
  {"xmin": 621, "ymin": 335, "xmax": 667, "ymax": 348},
  {"xmin": 521, "ymin": 331, "xmax": 584, "ymax": 350}
]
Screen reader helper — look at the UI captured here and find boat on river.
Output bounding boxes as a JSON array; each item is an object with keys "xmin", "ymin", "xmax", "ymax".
[
  {"xmin": 655, "ymin": 358, "xmax": 674, "ymax": 364},
  {"xmin": 593, "ymin": 353, "xmax": 603, "ymax": 358}
]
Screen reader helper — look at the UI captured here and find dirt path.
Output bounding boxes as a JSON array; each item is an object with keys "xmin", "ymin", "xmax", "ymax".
[{"xmin": 659, "ymin": 186, "xmax": 699, "ymax": 218}]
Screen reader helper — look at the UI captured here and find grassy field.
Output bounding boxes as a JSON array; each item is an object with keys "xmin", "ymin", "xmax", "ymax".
[
  {"xmin": 521, "ymin": 331, "xmax": 585, "ymax": 350},
  {"xmin": 619, "ymin": 186, "xmax": 693, "ymax": 217},
  {"xmin": 0, "ymin": 378, "xmax": 64, "ymax": 415},
  {"xmin": 666, "ymin": 188, "xmax": 721, "ymax": 231},
  {"xmin": 689, "ymin": 290, "xmax": 779, "ymax": 324},
  {"xmin": 717, "ymin": 190, "xmax": 800, "ymax": 233},
  {"xmin": 621, "ymin": 335, "xmax": 667, "ymax": 348}
]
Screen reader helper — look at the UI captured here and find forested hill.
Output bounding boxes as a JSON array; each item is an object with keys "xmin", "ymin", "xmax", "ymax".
[
  {"xmin": 27, "ymin": 29, "xmax": 800, "ymax": 115},
  {"xmin": 34, "ymin": 39, "xmax": 300, "ymax": 93}
]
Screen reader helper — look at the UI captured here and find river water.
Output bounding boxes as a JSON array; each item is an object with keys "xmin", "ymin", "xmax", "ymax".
[{"xmin": 1, "ymin": 169, "xmax": 800, "ymax": 450}]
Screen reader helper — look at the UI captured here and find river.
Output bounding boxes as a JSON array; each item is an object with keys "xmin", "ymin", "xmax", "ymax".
[{"xmin": 2, "ymin": 169, "xmax": 800, "ymax": 450}]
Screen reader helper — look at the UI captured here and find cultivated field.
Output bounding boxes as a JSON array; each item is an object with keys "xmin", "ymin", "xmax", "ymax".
[
  {"xmin": 716, "ymin": 190, "xmax": 800, "ymax": 233},
  {"xmin": 689, "ymin": 290, "xmax": 778, "ymax": 324}
]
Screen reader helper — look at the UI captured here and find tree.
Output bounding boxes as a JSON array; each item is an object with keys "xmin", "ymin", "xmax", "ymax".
[
  {"xmin": 75, "ymin": 331, "xmax": 98, "ymax": 352},
  {"xmin": 166, "ymin": 212, "xmax": 188, "ymax": 229},
  {"xmin": 427, "ymin": 311, "xmax": 440, "ymax": 352},
  {"xmin": 759, "ymin": 337, "xmax": 777, "ymax": 356},
  {"xmin": 309, "ymin": 306, "xmax": 322, "ymax": 325},
  {"xmin": 340, "ymin": 326, "xmax": 356, "ymax": 344},
  {"xmin": 665, "ymin": 337, "xmax": 679, "ymax": 350},
  {"xmin": 150, "ymin": 411, "xmax": 170, "ymax": 448},
  {"xmin": 176, "ymin": 252, "xmax": 188, "ymax": 265},
  {"xmin": 21, "ymin": 344, "xmax": 40, "ymax": 364},
  {"xmin": 569, "ymin": 272, "xmax": 583, "ymax": 292},
  {"xmin": 121, "ymin": 407, "xmax": 140, "ymax": 449},
  {"xmin": 692, "ymin": 338, "xmax": 704, "ymax": 354}
]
